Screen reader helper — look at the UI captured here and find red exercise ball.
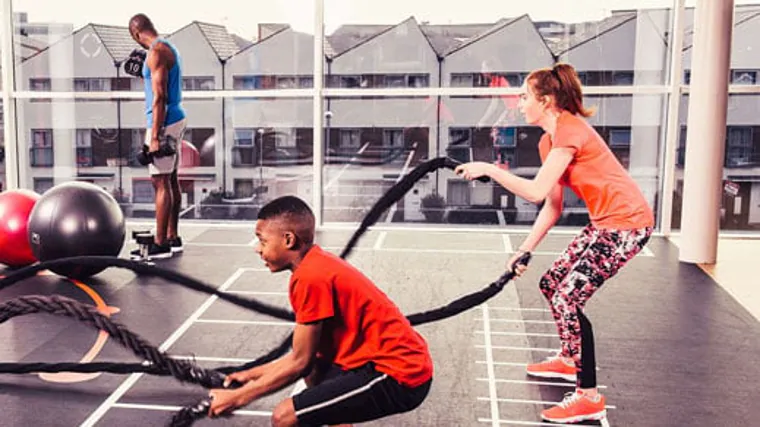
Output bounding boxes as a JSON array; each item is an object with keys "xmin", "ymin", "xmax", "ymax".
[
  {"xmin": 179, "ymin": 139, "xmax": 201, "ymax": 168},
  {"xmin": 0, "ymin": 189, "xmax": 41, "ymax": 267}
]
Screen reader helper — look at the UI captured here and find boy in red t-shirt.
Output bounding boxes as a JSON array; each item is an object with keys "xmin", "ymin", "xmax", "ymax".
[{"xmin": 208, "ymin": 196, "xmax": 433, "ymax": 426}]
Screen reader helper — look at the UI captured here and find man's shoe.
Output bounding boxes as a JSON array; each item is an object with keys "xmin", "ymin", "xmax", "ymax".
[
  {"xmin": 130, "ymin": 242, "xmax": 173, "ymax": 261},
  {"xmin": 167, "ymin": 237, "xmax": 183, "ymax": 253}
]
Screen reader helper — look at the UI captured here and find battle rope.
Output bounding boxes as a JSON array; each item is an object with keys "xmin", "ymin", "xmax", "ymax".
[{"xmin": 0, "ymin": 156, "xmax": 528, "ymax": 426}]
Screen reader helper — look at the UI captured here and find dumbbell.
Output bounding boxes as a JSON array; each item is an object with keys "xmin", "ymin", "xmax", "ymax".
[{"xmin": 135, "ymin": 138, "xmax": 177, "ymax": 166}]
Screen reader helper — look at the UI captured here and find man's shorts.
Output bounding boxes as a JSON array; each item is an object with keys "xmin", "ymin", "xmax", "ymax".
[
  {"xmin": 292, "ymin": 362, "xmax": 432, "ymax": 427},
  {"xmin": 144, "ymin": 118, "xmax": 186, "ymax": 176}
]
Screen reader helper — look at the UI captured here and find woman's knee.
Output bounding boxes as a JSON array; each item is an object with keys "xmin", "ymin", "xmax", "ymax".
[{"xmin": 538, "ymin": 274, "xmax": 556, "ymax": 299}]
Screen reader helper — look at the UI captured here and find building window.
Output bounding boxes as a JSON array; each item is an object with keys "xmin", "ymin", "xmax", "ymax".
[
  {"xmin": 609, "ymin": 129, "xmax": 632, "ymax": 147},
  {"xmin": 29, "ymin": 78, "xmax": 51, "ymax": 91},
  {"xmin": 383, "ymin": 129, "xmax": 404, "ymax": 147},
  {"xmin": 725, "ymin": 127, "xmax": 753, "ymax": 167},
  {"xmin": 33, "ymin": 178, "xmax": 54, "ymax": 194},
  {"xmin": 731, "ymin": 70, "xmax": 757, "ymax": 85},
  {"xmin": 339, "ymin": 129, "xmax": 361, "ymax": 148},
  {"xmin": 234, "ymin": 129, "xmax": 255, "ymax": 146},
  {"xmin": 132, "ymin": 180, "xmax": 155, "ymax": 203},
  {"xmin": 183, "ymin": 77, "xmax": 215, "ymax": 90},
  {"xmin": 451, "ymin": 74, "xmax": 474, "ymax": 87}
]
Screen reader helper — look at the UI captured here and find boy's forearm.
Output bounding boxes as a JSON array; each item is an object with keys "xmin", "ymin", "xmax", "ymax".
[{"xmin": 238, "ymin": 356, "xmax": 304, "ymax": 402}]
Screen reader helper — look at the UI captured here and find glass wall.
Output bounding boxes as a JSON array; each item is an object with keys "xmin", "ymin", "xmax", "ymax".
[
  {"xmin": 672, "ymin": 1, "xmax": 760, "ymax": 233},
  {"xmin": 1, "ymin": 0, "xmax": 757, "ymax": 233}
]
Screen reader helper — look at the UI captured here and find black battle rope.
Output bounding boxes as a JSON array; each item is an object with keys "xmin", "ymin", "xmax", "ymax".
[{"xmin": 0, "ymin": 156, "xmax": 529, "ymax": 426}]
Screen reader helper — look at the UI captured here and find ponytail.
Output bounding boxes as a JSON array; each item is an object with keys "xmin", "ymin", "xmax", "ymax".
[{"xmin": 527, "ymin": 62, "xmax": 594, "ymax": 117}]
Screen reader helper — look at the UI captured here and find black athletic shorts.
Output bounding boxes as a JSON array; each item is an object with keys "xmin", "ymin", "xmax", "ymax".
[{"xmin": 292, "ymin": 361, "xmax": 432, "ymax": 426}]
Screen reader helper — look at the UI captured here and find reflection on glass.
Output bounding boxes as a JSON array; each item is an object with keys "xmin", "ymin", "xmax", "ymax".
[
  {"xmin": 321, "ymin": 94, "xmax": 665, "ymax": 226},
  {"xmin": 13, "ymin": 96, "xmax": 313, "ymax": 221},
  {"xmin": 323, "ymin": 5, "xmax": 673, "ymax": 88},
  {"xmin": 673, "ymin": 93, "xmax": 760, "ymax": 232}
]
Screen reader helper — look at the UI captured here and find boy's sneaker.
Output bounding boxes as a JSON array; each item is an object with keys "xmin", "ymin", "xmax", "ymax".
[
  {"xmin": 541, "ymin": 390, "xmax": 607, "ymax": 424},
  {"xmin": 167, "ymin": 237, "xmax": 183, "ymax": 253},
  {"xmin": 526, "ymin": 353, "xmax": 577, "ymax": 382},
  {"xmin": 129, "ymin": 242, "xmax": 173, "ymax": 261}
]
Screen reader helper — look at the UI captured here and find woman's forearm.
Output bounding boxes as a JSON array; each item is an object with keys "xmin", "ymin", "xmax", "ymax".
[{"xmin": 518, "ymin": 203, "xmax": 562, "ymax": 252}]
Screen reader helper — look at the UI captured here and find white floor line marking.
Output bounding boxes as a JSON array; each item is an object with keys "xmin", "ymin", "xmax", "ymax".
[
  {"xmin": 482, "ymin": 305, "xmax": 500, "ymax": 427},
  {"xmin": 195, "ymin": 319, "xmax": 294, "ymax": 326},
  {"xmin": 79, "ymin": 268, "xmax": 247, "ymax": 427},
  {"xmin": 374, "ymin": 231, "xmax": 387, "ymax": 250},
  {"xmin": 476, "ymin": 378, "xmax": 607, "ymax": 389},
  {"xmin": 226, "ymin": 290, "xmax": 288, "ymax": 296},
  {"xmin": 478, "ymin": 418, "xmax": 595, "ymax": 426},
  {"xmin": 475, "ymin": 345, "xmax": 558, "ymax": 352},
  {"xmin": 475, "ymin": 361, "xmax": 599, "ymax": 371},
  {"xmin": 476, "ymin": 396, "xmax": 616, "ymax": 409},
  {"xmin": 170, "ymin": 355, "xmax": 253, "ymax": 363},
  {"xmin": 642, "ymin": 245, "xmax": 654, "ymax": 256},
  {"xmin": 474, "ymin": 318, "xmax": 556, "ymax": 325},
  {"xmin": 487, "ymin": 307, "xmax": 552, "ymax": 313},
  {"xmin": 111, "ymin": 402, "xmax": 271, "ymax": 417},
  {"xmin": 475, "ymin": 330, "xmax": 558, "ymax": 338},
  {"xmin": 239, "ymin": 267, "xmax": 271, "ymax": 272},
  {"xmin": 502, "ymin": 234, "xmax": 512, "ymax": 253}
]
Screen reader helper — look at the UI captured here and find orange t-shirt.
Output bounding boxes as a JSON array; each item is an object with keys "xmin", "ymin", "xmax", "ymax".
[
  {"xmin": 538, "ymin": 111, "xmax": 654, "ymax": 230},
  {"xmin": 288, "ymin": 245, "xmax": 434, "ymax": 388}
]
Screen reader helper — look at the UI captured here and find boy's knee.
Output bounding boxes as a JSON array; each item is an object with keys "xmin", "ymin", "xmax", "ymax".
[{"xmin": 271, "ymin": 399, "xmax": 298, "ymax": 427}]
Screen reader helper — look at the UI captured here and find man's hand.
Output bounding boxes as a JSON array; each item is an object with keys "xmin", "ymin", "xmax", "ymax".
[
  {"xmin": 149, "ymin": 137, "xmax": 161, "ymax": 154},
  {"xmin": 208, "ymin": 387, "xmax": 251, "ymax": 418},
  {"xmin": 454, "ymin": 161, "xmax": 494, "ymax": 181},
  {"xmin": 223, "ymin": 370, "xmax": 256, "ymax": 388}
]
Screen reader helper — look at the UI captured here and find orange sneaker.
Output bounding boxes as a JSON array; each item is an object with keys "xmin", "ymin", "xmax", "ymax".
[
  {"xmin": 541, "ymin": 390, "xmax": 607, "ymax": 424},
  {"xmin": 526, "ymin": 354, "xmax": 577, "ymax": 382}
]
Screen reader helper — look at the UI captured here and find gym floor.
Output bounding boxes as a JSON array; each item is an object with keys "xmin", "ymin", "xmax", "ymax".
[{"xmin": 1, "ymin": 223, "xmax": 758, "ymax": 427}]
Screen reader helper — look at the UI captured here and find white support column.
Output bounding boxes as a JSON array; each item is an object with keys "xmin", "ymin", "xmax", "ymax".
[
  {"xmin": 312, "ymin": 0, "xmax": 325, "ymax": 226},
  {"xmin": 679, "ymin": 0, "xmax": 735, "ymax": 263},
  {"xmin": 1, "ymin": 0, "xmax": 19, "ymax": 189}
]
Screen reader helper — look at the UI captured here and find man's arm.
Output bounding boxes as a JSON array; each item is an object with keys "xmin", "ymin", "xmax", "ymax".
[
  {"xmin": 209, "ymin": 321, "xmax": 322, "ymax": 416},
  {"xmin": 146, "ymin": 45, "xmax": 169, "ymax": 153}
]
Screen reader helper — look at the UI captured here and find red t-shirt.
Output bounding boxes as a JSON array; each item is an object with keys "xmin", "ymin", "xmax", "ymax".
[
  {"xmin": 288, "ymin": 245, "xmax": 434, "ymax": 388},
  {"xmin": 538, "ymin": 111, "xmax": 655, "ymax": 230}
]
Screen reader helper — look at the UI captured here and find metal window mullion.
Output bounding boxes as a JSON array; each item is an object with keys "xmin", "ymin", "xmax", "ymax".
[
  {"xmin": 659, "ymin": 0, "xmax": 687, "ymax": 237},
  {"xmin": 1, "ymin": 0, "xmax": 19, "ymax": 189}
]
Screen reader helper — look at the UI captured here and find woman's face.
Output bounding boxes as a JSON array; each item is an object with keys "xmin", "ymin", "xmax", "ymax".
[{"xmin": 518, "ymin": 81, "xmax": 548, "ymax": 125}]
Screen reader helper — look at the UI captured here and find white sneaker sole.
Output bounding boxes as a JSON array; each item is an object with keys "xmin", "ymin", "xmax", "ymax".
[
  {"xmin": 526, "ymin": 369, "xmax": 577, "ymax": 382},
  {"xmin": 129, "ymin": 251, "xmax": 173, "ymax": 261}
]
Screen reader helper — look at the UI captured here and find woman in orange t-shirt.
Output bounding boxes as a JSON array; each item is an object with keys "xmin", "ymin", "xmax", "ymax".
[{"xmin": 455, "ymin": 63, "xmax": 653, "ymax": 424}]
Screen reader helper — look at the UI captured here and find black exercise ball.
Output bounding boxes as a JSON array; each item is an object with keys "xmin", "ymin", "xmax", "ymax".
[{"xmin": 27, "ymin": 181, "xmax": 126, "ymax": 279}]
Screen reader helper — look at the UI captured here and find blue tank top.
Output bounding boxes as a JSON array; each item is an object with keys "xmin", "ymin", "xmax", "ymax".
[{"xmin": 143, "ymin": 38, "xmax": 185, "ymax": 127}]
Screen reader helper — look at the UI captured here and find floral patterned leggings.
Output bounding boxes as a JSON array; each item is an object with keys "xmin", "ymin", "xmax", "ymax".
[{"xmin": 539, "ymin": 223, "xmax": 652, "ymax": 388}]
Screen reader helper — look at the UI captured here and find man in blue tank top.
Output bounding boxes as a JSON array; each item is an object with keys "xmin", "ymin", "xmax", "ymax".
[{"xmin": 129, "ymin": 13, "xmax": 186, "ymax": 260}]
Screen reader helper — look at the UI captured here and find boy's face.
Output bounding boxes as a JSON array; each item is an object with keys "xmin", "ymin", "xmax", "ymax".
[{"xmin": 254, "ymin": 218, "xmax": 294, "ymax": 272}]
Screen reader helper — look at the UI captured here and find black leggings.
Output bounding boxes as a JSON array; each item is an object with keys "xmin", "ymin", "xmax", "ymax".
[{"xmin": 578, "ymin": 309, "xmax": 596, "ymax": 388}]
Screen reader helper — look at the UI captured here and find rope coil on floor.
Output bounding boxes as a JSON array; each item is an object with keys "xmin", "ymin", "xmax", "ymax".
[{"xmin": 0, "ymin": 157, "xmax": 530, "ymax": 426}]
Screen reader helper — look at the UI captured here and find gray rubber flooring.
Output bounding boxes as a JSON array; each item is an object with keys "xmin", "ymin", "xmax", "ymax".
[{"xmin": 1, "ymin": 225, "xmax": 757, "ymax": 426}]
